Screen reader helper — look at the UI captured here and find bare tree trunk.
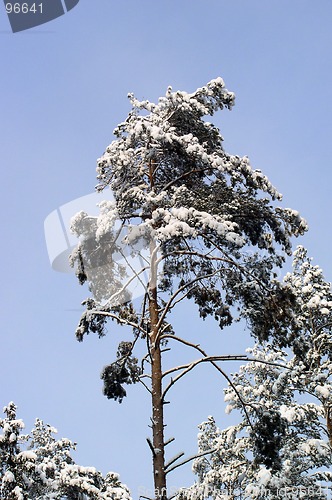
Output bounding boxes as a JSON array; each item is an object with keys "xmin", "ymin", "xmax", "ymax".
[
  {"xmin": 147, "ymin": 157, "xmax": 167, "ymax": 500},
  {"xmin": 149, "ymin": 239, "xmax": 167, "ymax": 500},
  {"xmin": 151, "ymin": 332, "xmax": 167, "ymax": 499}
]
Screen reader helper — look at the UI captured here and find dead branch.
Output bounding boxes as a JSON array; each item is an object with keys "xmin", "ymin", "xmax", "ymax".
[{"xmin": 165, "ymin": 447, "xmax": 216, "ymax": 475}]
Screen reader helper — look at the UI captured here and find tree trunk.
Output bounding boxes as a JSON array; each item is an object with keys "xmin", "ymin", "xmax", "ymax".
[
  {"xmin": 151, "ymin": 333, "xmax": 167, "ymax": 500},
  {"xmin": 147, "ymin": 157, "xmax": 167, "ymax": 500},
  {"xmin": 149, "ymin": 239, "xmax": 167, "ymax": 500}
]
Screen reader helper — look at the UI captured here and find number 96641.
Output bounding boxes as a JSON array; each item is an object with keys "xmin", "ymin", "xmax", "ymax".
[{"xmin": 5, "ymin": 3, "xmax": 43, "ymax": 14}]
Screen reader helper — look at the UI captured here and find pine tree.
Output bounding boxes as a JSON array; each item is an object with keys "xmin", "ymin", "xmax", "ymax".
[
  {"xmin": 0, "ymin": 402, "xmax": 131, "ymax": 499},
  {"xmin": 183, "ymin": 248, "xmax": 332, "ymax": 500},
  {"xmin": 70, "ymin": 78, "xmax": 307, "ymax": 499}
]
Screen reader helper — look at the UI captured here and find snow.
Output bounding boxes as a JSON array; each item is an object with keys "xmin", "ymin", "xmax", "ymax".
[
  {"xmin": 17, "ymin": 450, "xmax": 37, "ymax": 461},
  {"xmin": 224, "ymin": 404, "xmax": 233, "ymax": 415},
  {"xmin": 307, "ymin": 295, "xmax": 321, "ymax": 308},
  {"xmin": 0, "ymin": 403, "xmax": 132, "ymax": 500},
  {"xmin": 13, "ymin": 487, "xmax": 24, "ymax": 500},
  {"xmin": 152, "ymin": 207, "xmax": 245, "ymax": 246},
  {"xmin": 279, "ymin": 404, "xmax": 297, "ymax": 423},
  {"xmin": 256, "ymin": 467, "xmax": 271, "ymax": 486},
  {"xmin": 96, "ymin": 207, "xmax": 118, "ymax": 241},
  {"xmin": 301, "ymin": 439, "xmax": 330, "ymax": 456},
  {"xmin": 179, "ymin": 245, "xmax": 332, "ymax": 499},
  {"xmin": 315, "ymin": 385, "xmax": 331, "ymax": 398},
  {"xmin": 3, "ymin": 471, "xmax": 15, "ymax": 482},
  {"xmin": 65, "ymin": 80, "xmax": 331, "ymax": 500},
  {"xmin": 3, "ymin": 422, "xmax": 10, "ymax": 432}
]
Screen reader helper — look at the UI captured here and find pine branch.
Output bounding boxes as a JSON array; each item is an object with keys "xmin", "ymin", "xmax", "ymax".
[
  {"xmin": 164, "ymin": 451, "xmax": 185, "ymax": 471},
  {"xmin": 165, "ymin": 448, "xmax": 216, "ymax": 475},
  {"xmin": 117, "ymin": 247, "xmax": 150, "ymax": 295},
  {"xmin": 155, "ymin": 270, "xmax": 223, "ymax": 341},
  {"xmin": 101, "ymin": 263, "xmax": 150, "ymax": 308},
  {"xmin": 138, "ymin": 377, "xmax": 152, "ymax": 395},
  {"xmin": 159, "ymin": 335, "xmax": 255, "ymax": 431},
  {"xmin": 156, "ymin": 249, "xmax": 234, "ymax": 266},
  {"xmin": 90, "ymin": 310, "xmax": 146, "ymax": 336},
  {"xmin": 146, "ymin": 437, "xmax": 156, "ymax": 457},
  {"xmin": 162, "ymin": 166, "xmax": 212, "ymax": 191},
  {"xmin": 162, "ymin": 355, "xmax": 249, "ymax": 379},
  {"xmin": 200, "ymin": 232, "xmax": 272, "ymax": 293}
]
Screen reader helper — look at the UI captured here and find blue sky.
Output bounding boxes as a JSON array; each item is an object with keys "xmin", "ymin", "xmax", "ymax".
[{"xmin": 1, "ymin": 0, "xmax": 332, "ymax": 496}]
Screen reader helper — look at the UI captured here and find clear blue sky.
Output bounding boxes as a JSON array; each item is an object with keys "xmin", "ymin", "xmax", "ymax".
[{"xmin": 1, "ymin": 1, "xmax": 332, "ymax": 496}]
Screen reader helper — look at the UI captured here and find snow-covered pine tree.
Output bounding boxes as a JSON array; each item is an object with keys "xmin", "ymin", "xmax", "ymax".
[
  {"xmin": 0, "ymin": 402, "xmax": 131, "ymax": 499},
  {"xmin": 283, "ymin": 246, "xmax": 332, "ymax": 445},
  {"xmin": 70, "ymin": 78, "xmax": 307, "ymax": 499},
  {"xmin": 184, "ymin": 248, "xmax": 332, "ymax": 500},
  {"xmin": 181, "ymin": 346, "xmax": 332, "ymax": 500}
]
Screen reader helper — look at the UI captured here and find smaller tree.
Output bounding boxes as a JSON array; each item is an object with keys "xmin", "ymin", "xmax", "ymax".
[
  {"xmin": 0, "ymin": 402, "xmax": 131, "ymax": 500},
  {"xmin": 181, "ymin": 345, "xmax": 332, "ymax": 500},
  {"xmin": 181, "ymin": 247, "xmax": 332, "ymax": 500}
]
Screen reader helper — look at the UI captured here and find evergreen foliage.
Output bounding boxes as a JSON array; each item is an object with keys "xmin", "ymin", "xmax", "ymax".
[
  {"xmin": 70, "ymin": 77, "xmax": 306, "ymax": 382},
  {"xmin": 69, "ymin": 78, "xmax": 312, "ymax": 499},
  {"xmin": 0, "ymin": 403, "xmax": 131, "ymax": 500},
  {"xmin": 183, "ymin": 248, "xmax": 332, "ymax": 500}
]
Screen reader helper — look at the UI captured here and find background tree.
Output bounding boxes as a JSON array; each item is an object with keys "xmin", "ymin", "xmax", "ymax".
[
  {"xmin": 183, "ymin": 247, "xmax": 332, "ymax": 500},
  {"xmin": 0, "ymin": 402, "xmax": 131, "ymax": 500},
  {"xmin": 70, "ymin": 78, "xmax": 307, "ymax": 499}
]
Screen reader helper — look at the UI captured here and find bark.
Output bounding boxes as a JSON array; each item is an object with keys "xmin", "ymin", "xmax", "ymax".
[
  {"xmin": 326, "ymin": 405, "xmax": 332, "ymax": 447},
  {"xmin": 148, "ymin": 158, "xmax": 167, "ymax": 500},
  {"xmin": 149, "ymin": 248, "xmax": 167, "ymax": 500}
]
